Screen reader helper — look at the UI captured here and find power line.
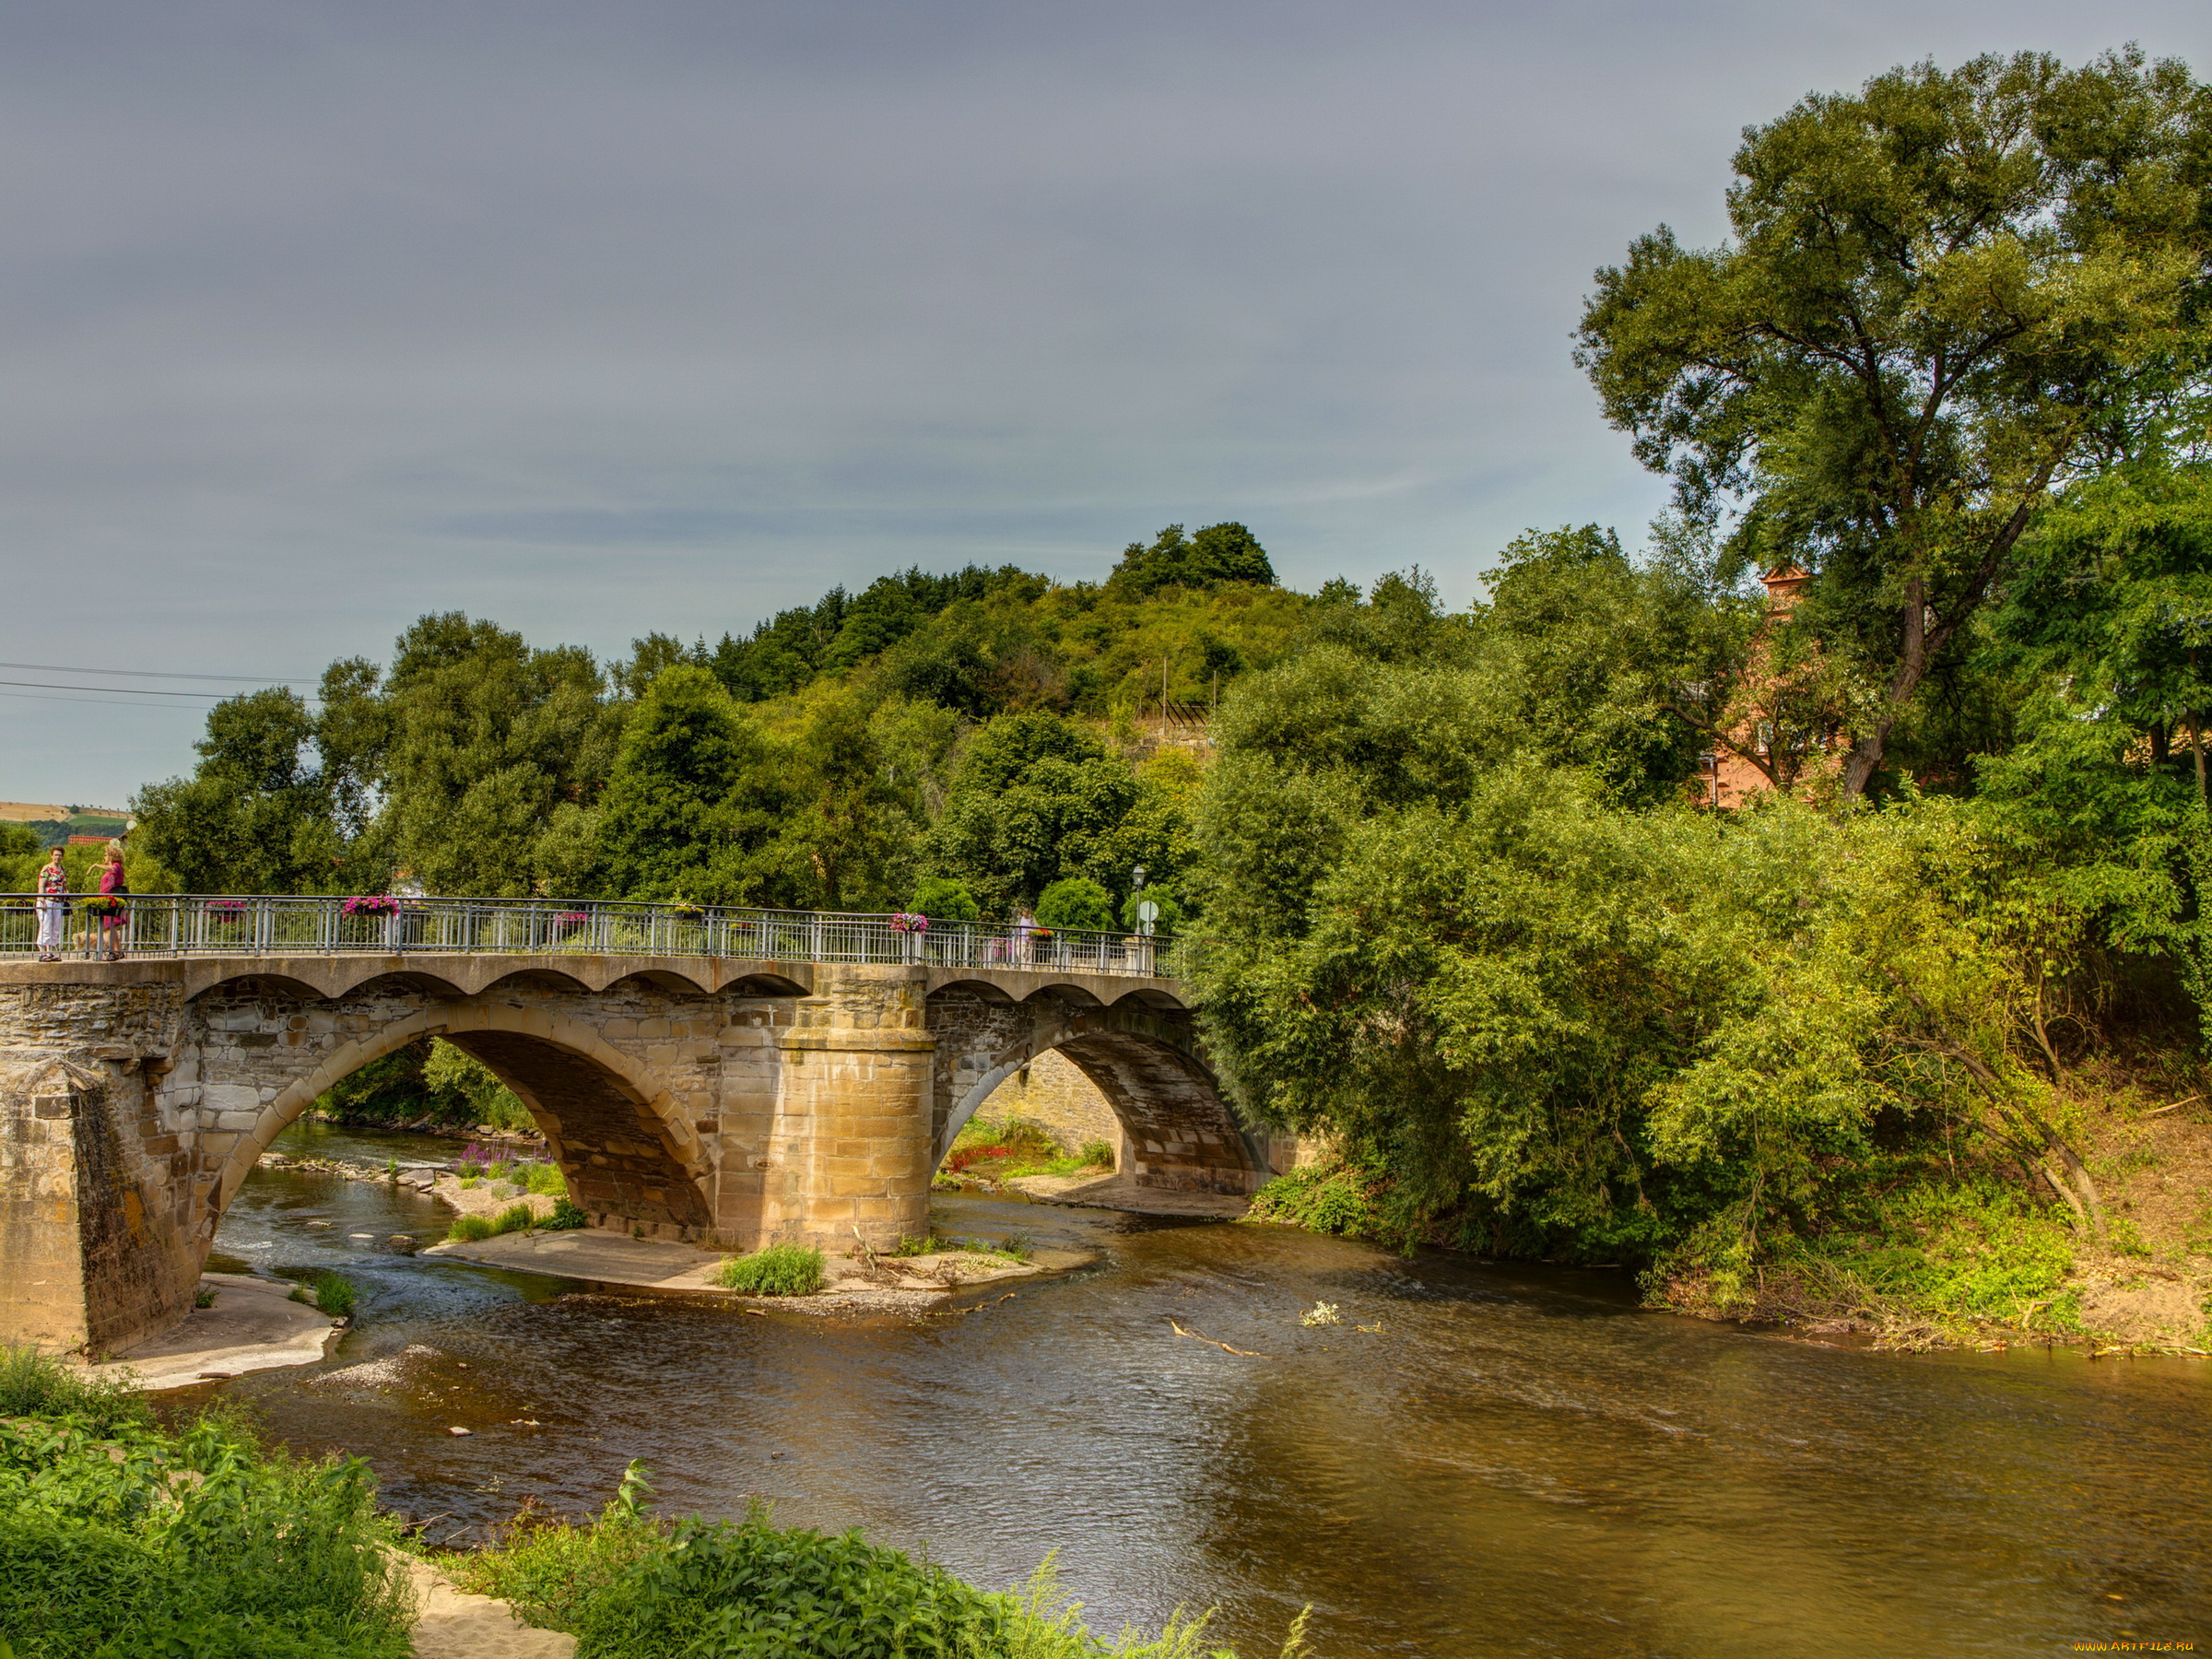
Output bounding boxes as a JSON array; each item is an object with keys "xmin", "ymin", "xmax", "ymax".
[
  {"xmin": 0, "ymin": 660, "xmax": 316, "ymax": 684},
  {"xmin": 0, "ymin": 688, "xmax": 238, "ymax": 711},
  {"xmin": 0, "ymin": 678, "xmax": 254, "ymax": 700}
]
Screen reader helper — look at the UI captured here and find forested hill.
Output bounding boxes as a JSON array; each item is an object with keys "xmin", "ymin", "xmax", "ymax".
[{"xmin": 100, "ymin": 521, "xmax": 1311, "ymax": 924}]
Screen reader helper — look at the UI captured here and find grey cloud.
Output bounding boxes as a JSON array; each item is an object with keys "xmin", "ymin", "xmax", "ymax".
[{"xmin": 0, "ymin": 0, "xmax": 2205, "ymax": 801}]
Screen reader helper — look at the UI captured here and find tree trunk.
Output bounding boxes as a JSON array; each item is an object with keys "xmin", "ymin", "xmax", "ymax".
[{"xmin": 1841, "ymin": 576, "xmax": 1927, "ymax": 797}]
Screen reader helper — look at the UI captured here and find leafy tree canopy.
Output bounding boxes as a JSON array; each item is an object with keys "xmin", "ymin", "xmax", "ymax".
[
  {"xmin": 1107, "ymin": 523, "xmax": 1277, "ymax": 600},
  {"xmin": 1578, "ymin": 47, "xmax": 2212, "ymax": 795}
]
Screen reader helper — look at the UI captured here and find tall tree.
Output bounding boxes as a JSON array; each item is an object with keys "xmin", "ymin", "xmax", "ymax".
[
  {"xmin": 1577, "ymin": 48, "xmax": 2212, "ymax": 794},
  {"xmin": 376, "ymin": 614, "xmax": 618, "ymax": 895},
  {"xmin": 131, "ymin": 688, "xmax": 347, "ymax": 892},
  {"xmin": 593, "ymin": 665, "xmax": 786, "ymax": 901},
  {"xmin": 920, "ymin": 711, "xmax": 1142, "ymax": 913}
]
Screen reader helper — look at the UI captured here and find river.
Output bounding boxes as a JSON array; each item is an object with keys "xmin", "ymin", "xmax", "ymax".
[{"xmin": 194, "ymin": 1119, "xmax": 2208, "ymax": 1657}]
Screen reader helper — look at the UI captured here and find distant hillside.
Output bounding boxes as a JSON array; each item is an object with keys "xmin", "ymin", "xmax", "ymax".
[{"xmin": 119, "ymin": 520, "xmax": 1322, "ymax": 915}]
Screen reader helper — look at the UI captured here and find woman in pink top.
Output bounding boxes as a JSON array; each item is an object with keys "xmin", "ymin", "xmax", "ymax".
[{"xmin": 96, "ymin": 843, "xmax": 129, "ymax": 960}]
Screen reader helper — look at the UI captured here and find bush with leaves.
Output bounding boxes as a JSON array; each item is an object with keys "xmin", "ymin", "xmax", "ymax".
[{"xmin": 0, "ymin": 1351, "xmax": 411, "ymax": 1659}]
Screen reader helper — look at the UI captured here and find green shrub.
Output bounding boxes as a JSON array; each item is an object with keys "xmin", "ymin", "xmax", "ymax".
[
  {"xmin": 1034, "ymin": 877, "xmax": 1115, "ymax": 932},
  {"xmin": 493, "ymin": 1203, "xmax": 537, "ymax": 1236},
  {"xmin": 449, "ymin": 1462, "xmax": 1302, "ymax": 1659},
  {"xmin": 547, "ymin": 1196, "xmax": 589, "ymax": 1230},
  {"xmin": 0, "ymin": 1347, "xmax": 151, "ymax": 1438},
  {"xmin": 910, "ymin": 877, "xmax": 980, "ymax": 923},
  {"xmin": 0, "ymin": 1354, "xmax": 411, "ymax": 1658},
  {"xmin": 1077, "ymin": 1139, "xmax": 1115, "ymax": 1169},
  {"xmin": 711, "ymin": 1244, "xmax": 825, "ymax": 1296},
  {"xmin": 1246, "ymin": 1163, "xmax": 1382, "ymax": 1239},
  {"xmin": 448, "ymin": 1214, "xmax": 496, "ymax": 1242},
  {"xmin": 1771, "ymin": 1180, "xmax": 2080, "ymax": 1323},
  {"xmin": 524, "ymin": 1161, "xmax": 569, "ymax": 1196}
]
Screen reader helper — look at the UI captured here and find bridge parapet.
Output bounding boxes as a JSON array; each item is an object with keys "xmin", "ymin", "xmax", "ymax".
[{"xmin": 0, "ymin": 894, "xmax": 1172, "ymax": 979}]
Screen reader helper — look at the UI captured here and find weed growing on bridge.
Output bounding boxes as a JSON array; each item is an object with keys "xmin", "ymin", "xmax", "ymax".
[{"xmin": 711, "ymin": 1244, "xmax": 824, "ymax": 1296}]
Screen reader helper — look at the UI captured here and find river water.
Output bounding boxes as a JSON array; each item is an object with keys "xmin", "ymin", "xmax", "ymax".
[{"xmin": 195, "ymin": 1120, "xmax": 2208, "ymax": 1657}]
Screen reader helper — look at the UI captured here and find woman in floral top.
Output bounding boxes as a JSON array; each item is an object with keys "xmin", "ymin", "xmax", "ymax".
[
  {"xmin": 34, "ymin": 846, "xmax": 67, "ymax": 961},
  {"xmin": 96, "ymin": 842, "xmax": 129, "ymax": 960}
]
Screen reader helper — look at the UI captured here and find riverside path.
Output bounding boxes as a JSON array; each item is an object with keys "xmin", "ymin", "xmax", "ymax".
[{"xmin": 0, "ymin": 895, "xmax": 1283, "ymax": 1355}]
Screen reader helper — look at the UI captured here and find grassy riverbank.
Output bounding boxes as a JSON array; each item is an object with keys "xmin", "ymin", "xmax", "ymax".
[
  {"xmin": 444, "ymin": 1462, "xmax": 1308, "ymax": 1659},
  {"xmin": 1250, "ymin": 1065, "xmax": 2212, "ymax": 1356},
  {"xmin": 0, "ymin": 1350, "xmax": 1304, "ymax": 1659}
]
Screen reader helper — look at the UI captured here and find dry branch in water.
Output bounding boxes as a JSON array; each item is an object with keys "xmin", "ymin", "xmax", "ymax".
[{"xmin": 1170, "ymin": 1318, "xmax": 1269, "ymax": 1358}]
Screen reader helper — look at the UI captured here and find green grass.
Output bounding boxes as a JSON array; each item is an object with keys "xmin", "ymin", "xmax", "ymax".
[
  {"xmin": 1782, "ymin": 1179, "xmax": 2081, "ymax": 1324},
  {"xmin": 295, "ymin": 1271, "xmax": 357, "ymax": 1320},
  {"xmin": 547, "ymin": 1196, "xmax": 589, "ymax": 1230},
  {"xmin": 710, "ymin": 1243, "xmax": 825, "ymax": 1296},
  {"xmin": 0, "ymin": 1349, "xmax": 412, "ymax": 1658},
  {"xmin": 889, "ymin": 1233, "xmax": 1031, "ymax": 1265},
  {"xmin": 0, "ymin": 1346, "xmax": 151, "ymax": 1437},
  {"xmin": 446, "ymin": 1202, "xmax": 540, "ymax": 1244},
  {"xmin": 524, "ymin": 1161, "xmax": 568, "ymax": 1196}
]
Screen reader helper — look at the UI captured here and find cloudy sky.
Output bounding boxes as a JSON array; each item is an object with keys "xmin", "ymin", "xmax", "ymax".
[{"xmin": 3, "ymin": 1, "xmax": 2206, "ymax": 807}]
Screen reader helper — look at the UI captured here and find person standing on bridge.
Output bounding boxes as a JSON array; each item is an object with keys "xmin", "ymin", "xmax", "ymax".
[
  {"xmin": 1011, "ymin": 906, "xmax": 1039, "ymax": 967},
  {"xmin": 387, "ymin": 865, "xmax": 426, "ymax": 951},
  {"xmin": 33, "ymin": 844, "xmax": 67, "ymax": 961},
  {"xmin": 95, "ymin": 841, "xmax": 129, "ymax": 960}
]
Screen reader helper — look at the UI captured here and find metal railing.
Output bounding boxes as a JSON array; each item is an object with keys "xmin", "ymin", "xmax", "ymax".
[{"xmin": 0, "ymin": 894, "xmax": 1175, "ymax": 978}]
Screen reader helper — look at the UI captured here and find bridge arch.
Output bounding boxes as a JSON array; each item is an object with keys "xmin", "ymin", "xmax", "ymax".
[
  {"xmin": 194, "ymin": 984, "xmax": 714, "ymax": 1248},
  {"xmin": 924, "ymin": 982, "xmax": 1262, "ymax": 1194}
]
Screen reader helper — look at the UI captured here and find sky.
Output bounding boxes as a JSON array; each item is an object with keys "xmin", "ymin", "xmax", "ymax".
[{"xmin": 2, "ymin": 1, "xmax": 2207, "ymax": 808}]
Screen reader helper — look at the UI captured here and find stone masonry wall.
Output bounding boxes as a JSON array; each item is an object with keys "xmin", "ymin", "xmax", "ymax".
[{"xmin": 0, "ymin": 983, "xmax": 197, "ymax": 1355}]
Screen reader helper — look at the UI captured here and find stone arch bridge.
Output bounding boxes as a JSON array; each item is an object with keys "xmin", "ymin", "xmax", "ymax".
[{"xmin": 0, "ymin": 947, "xmax": 1279, "ymax": 1356}]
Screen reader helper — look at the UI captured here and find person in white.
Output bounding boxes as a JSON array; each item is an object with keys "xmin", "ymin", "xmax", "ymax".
[
  {"xmin": 387, "ymin": 865, "xmax": 426, "ymax": 950},
  {"xmin": 34, "ymin": 845, "xmax": 67, "ymax": 961}
]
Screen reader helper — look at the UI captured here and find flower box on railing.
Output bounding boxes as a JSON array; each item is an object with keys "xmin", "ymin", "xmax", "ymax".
[
  {"xmin": 888, "ymin": 912, "xmax": 929, "ymax": 934},
  {"xmin": 205, "ymin": 900, "xmax": 248, "ymax": 916},
  {"xmin": 82, "ymin": 897, "xmax": 126, "ymax": 918},
  {"xmin": 555, "ymin": 911, "xmax": 591, "ymax": 925},
  {"xmin": 341, "ymin": 895, "xmax": 399, "ymax": 917},
  {"xmin": 671, "ymin": 906, "xmax": 705, "ymax": 922}
]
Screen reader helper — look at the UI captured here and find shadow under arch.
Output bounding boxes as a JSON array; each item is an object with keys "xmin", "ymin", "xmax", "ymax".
[{"xmin": 202, "ymin": 1001, "xmax": 716, "ymax": 1253}]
